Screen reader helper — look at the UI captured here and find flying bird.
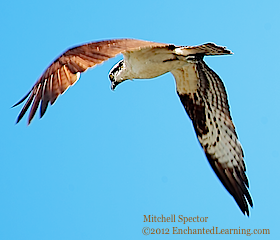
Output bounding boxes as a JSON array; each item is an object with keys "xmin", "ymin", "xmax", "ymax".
[{"xmin": 13, "ymin": 38, "xmax": 253, "ymax": 215}]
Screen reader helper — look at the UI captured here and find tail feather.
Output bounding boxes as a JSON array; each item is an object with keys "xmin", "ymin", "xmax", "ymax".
[{"xmin": 175, "ymin": 43, "xmax": 232, "ymax": 56}]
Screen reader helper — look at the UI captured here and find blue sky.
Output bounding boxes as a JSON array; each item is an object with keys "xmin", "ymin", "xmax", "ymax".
[{"xmin": 1, "ymin": 0, "xmax": 279, "ymax": 239}]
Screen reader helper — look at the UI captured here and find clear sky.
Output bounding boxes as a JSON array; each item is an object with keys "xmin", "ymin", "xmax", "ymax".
[{"xmin": 1, "ymin": 0, "xmax": 279, "ymax": 239}]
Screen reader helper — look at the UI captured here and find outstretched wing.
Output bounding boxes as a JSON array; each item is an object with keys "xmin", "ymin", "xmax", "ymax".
[
  {"xmin": 13, "ymin": 39, "xmax": 167, "ymax": 124},
  {"xmin": 172, "ymin": 56, "xmax": 253, "ymax": 215}
]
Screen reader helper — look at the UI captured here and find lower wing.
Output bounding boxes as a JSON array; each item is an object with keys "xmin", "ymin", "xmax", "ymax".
[{"xmin": 172, "ymin": 58, "xmax": 253, "ymax": 215}]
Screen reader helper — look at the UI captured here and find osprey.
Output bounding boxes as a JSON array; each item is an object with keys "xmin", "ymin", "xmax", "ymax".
[{"xmin": 13, "ymin": 38, "xmax": 253, "ymax": 215}]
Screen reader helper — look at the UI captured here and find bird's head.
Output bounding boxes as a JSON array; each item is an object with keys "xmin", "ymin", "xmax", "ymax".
[{"xmin": 109, "ymin": 60, "xmax": 128, "ymax": 90}]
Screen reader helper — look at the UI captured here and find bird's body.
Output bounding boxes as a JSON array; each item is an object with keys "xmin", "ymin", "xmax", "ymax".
[
  {"xmin": 13, "ymin": 38, "xmax": 253, "ymax": 215},
  {"xmin": 120, "ymin": 47, "xmax": 184, "ymax": 79}
]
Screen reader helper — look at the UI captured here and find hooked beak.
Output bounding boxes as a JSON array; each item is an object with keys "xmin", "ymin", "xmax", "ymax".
[{"xmin": 111, "ymin": 81, "xmax": 120, "ymax": 91}]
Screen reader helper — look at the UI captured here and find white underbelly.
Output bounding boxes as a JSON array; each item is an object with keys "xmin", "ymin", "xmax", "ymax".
[{"xmin": 124, "ymin": 49, "xmax": 186, "ymax": 79}]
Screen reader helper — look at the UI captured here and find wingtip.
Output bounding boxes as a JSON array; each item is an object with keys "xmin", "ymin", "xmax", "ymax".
[
  {"xmin": 238, "ymin": 193, "xmax": 253, "ymax": 217},
  {"xmin": 245, "ymin": 207, "xmax": 251, "ymax": 217},
  {"xmin": 15, "ymin": 118, "xmax": 20, "ymax": 125},
  {"xmin": 13, "ymin": 89, "xmax": 36, "ymax": 124},
  {"xmin": 12, "ymin": 89, "xmax": 33, "ymax": 109}
]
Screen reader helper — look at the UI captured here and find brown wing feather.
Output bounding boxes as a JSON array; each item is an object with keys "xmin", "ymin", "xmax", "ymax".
[
  {"xmin": 172, "ymin": 58, "xmax": 253, "ymax": 215},
  {"xmin": 13, "ymin": 39, "xmax": 167, "ymax": 124}
]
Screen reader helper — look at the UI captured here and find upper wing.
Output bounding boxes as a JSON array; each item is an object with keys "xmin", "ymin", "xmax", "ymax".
[
  {"xmin": 13, "ymin": 39, "xmax": 167, "ymax": 124},
  {"xmin": 172, "ymin": 57, "xmax": 253, "ymax": 215}
]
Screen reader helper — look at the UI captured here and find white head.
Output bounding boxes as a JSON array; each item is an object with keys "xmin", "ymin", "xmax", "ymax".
[{"xmin": 109, "ymin": 60, "xmax": 129, "ymax": 90}]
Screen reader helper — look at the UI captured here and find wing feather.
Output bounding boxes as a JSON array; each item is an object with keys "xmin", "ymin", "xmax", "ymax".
[
  {"xmin": 172, "ymin": 59, "xmax": 253, "ymax": 215},
  {"xmin": 15, "ymin": 90, "xmax": 35, "ymax": 123},
  {"xmin": 13, "ymin": 39, "xmax": 167, "ymax": 124},
  {"xmin": 40, "ymin": 79, "xmax": 49, "ymax": 117},
  {"xmin": 28, "ymin": 84, "xmax": 42, "ymax": 123}
]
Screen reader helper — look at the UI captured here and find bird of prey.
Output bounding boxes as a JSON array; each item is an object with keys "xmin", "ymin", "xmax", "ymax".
[{"xmin": 13, "ymin": 38, "xmax": 253, "ymax": 215}]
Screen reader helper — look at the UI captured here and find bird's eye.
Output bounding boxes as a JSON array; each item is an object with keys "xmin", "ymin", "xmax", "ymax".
[{"xmin": 109, "ymin": 73, "xmax": 113, "ymax": 81}]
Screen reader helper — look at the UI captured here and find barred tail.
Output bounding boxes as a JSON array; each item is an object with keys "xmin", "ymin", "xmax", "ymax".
[{"xmin": 175, "ymin": 43, "xmax": 232, "ymax": 56}]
